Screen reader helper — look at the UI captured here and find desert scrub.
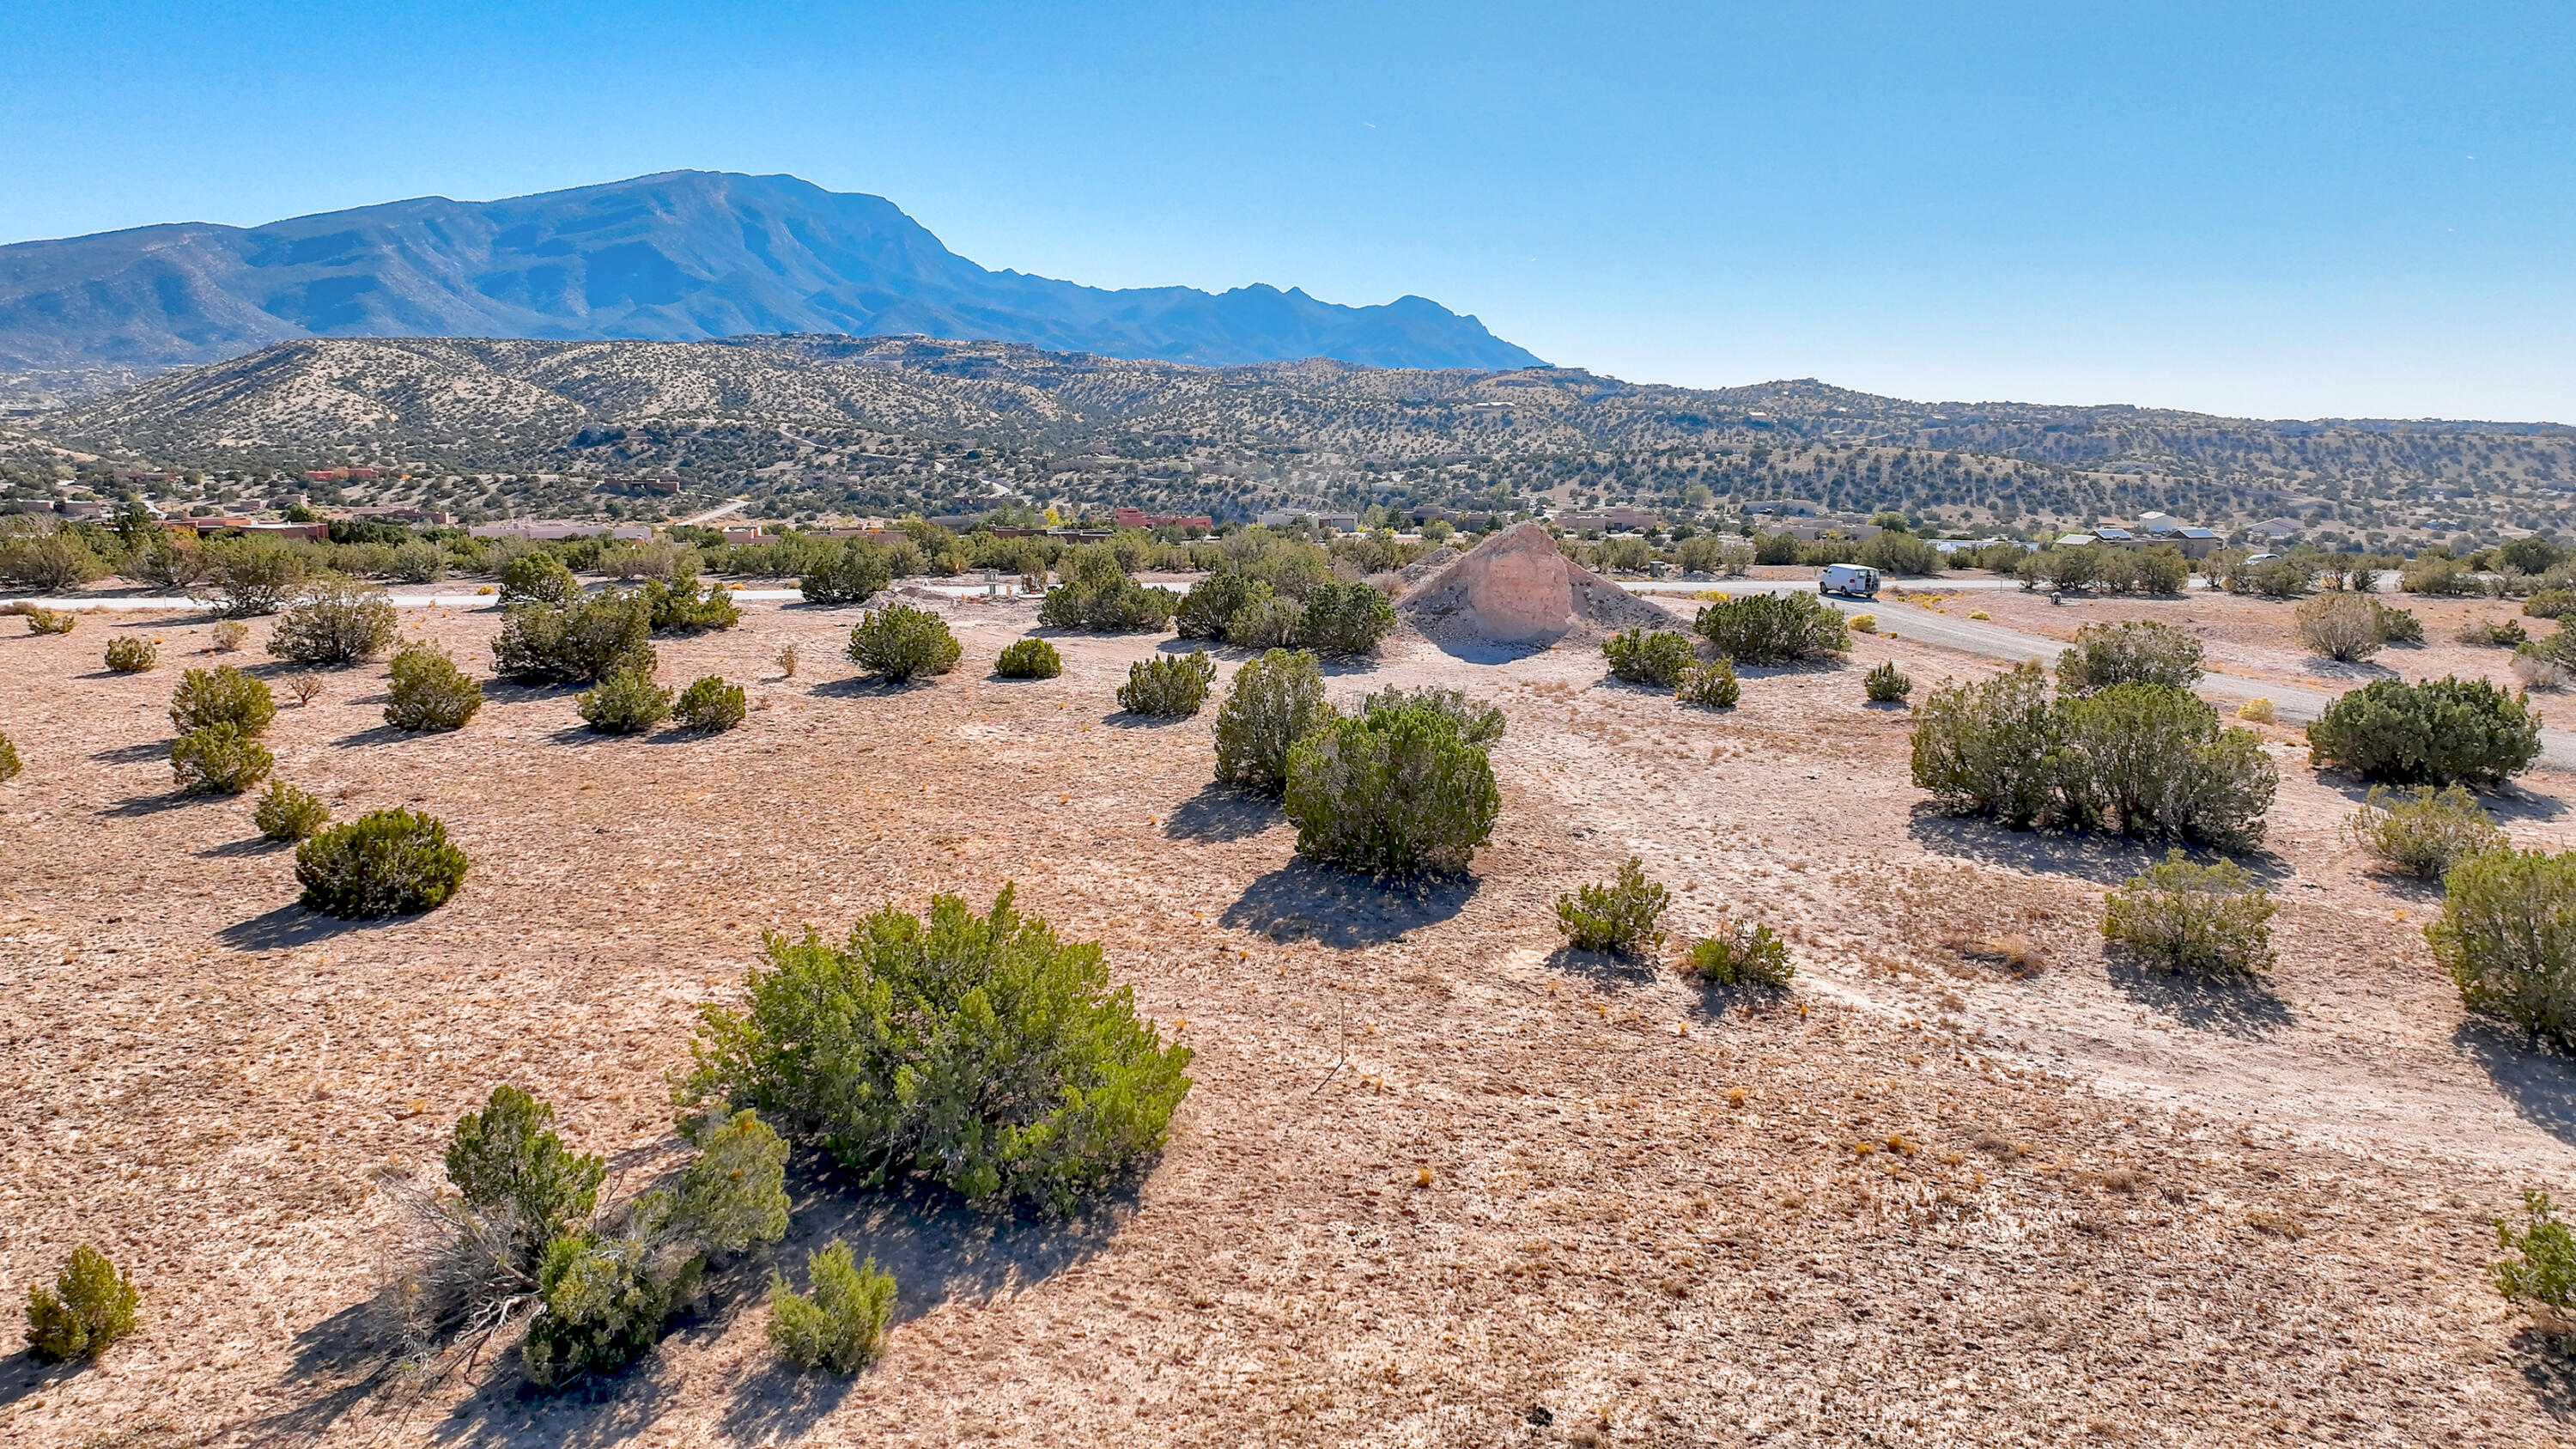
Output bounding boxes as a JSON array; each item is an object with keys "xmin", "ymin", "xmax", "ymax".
[
  {"xmin": 1284, "ymin": 700, "xmax": 1500, "ymax": 875},
  {"xmin": 2307, "ymin": 676, "xmax": 2542, "ymax": 787},
  {"xmin": 2343, "ymin": 784, "xmax": 2504, "ymax": 878},
  {"xmin": 24, "ymin": 1245, "xmax": 138, "ymax": 1363},
  {"xmin": 2494, "ymin": 1190, "xmax": 2576, "ymax": 1327},
  {"xmin": 769, "ymin": 1241, "xmax": 897, "ymax": 1373},
  {"xmin": 995, "ymin": 637, "xmax": 1062, "ymax": 679},
  {"xmin": 1909, "ymin": 662, "xmax": 2063, "ymax": 829},
  {"xmin": 103, "ymin": 636, "xmax": 157, "ymax": 673},
  {"xmin": 1175, "ymin": 570, "xmax": 1271, "ymax": 641},
  {"xmin": 797, "ymin": 539, "xmax": 893, "ymax": 606},
  {"xmin": 209, "ymin": 619, "xmax": 248, "ymax": 652},
  {"xmin": 2428, "ymin": 848, "xmax": 2576, "ymax": 1048},
  {"xmin": 846, "ymin": 604, "xmax": 962, "ymax": 683},
  {"xmin": 1692, "ymin": 591, "xmax": 1849, "ymax": 664},
  {"xmin": 1847, "ymin": 613, "xmax": 1879, "ymax": 634},
  {"xmin": 170, "ymin": 664, "xmax": 276, "ymax": 735},
  {"xmin": 1686, "ymin": 920, "xmax": 1794, "ymax": 986},
  {"xmin": 1555, "ymin": 855, "xmax": 1672, "ymax": 956},
  {"xmin": 0, "ymin": 731, "xmax": 18, "ymax": 783},
  {"xmin": 252, "ymin": 780, "xmax": 331, "ymax": 842},
  {"xmin": 2374, "ymin": 601, "xmax": 2425, "ymax": 644},
  {"xmin": 1037, "ymin": 548, "xmax": 1177, "ymax": 631},
  {"xmin": 265, "ymin": 574, "xmax": 398, "ymax": 663},
  {"xmin": 1213, "ymin": 648, "xmax": 1335, "ymax": 795},
  {"xmin": 1862, "ymin": 661, "xmax": 1912, "ymax": 702},
  {"xmin": 498, "ymin": 551, "xmax": 582, "ymax": 606},
  {"xmin": 2527, "ymin": 588, "xmax": 2576, "ymax": 621},
  {"xmin": 24, "ymin": 606, "xmax": 76, "ymax": 635},
  {"xmin": 683, "ymin": 886, "xmax": 1194, "ymax": 1215},
  {"xmin": 641, "ymin": 576, "xmax": 741, "ymax": 634},
  {"xmin": 2100, "ymin": 851, "xmax": 2275, "ymax": 975},
  {"xmin": 1353, "ymin": 685, "xmax": 1506, "ymax": 744},
  {"xmin": 674, "ymin": 676, "xmax": 747, "ymax": 732},
  {"xmin": 169, "ymin": 722, "xmax": 274, "ymax": 795},
  {"xmin": 578, "ymin": 668, "xmax": 673, "ymax": 734},
  {"xmin": 1603, "ymin": 628, "xmax": 1698, "ymax": 687},
  {"xmin": 385, "ymin": 644, "xmax": 483, "ymax": 731},
  {"xmin": 2459, "ymin": 618, "xmax": 2530, "ymax": 648},
  {"xmin": 1117, "ymin": 649, "xmax": 1217, "ymax": 717},
  {"xmin": 2053, "ymin": 685, "xmax": 2276, "ymax": 850},
  {"xmin": 1295, "ymin": 579, "xmax": 1398, "ymax": 657},
  {"xmin": 296, "ymin": 807, "xmax": 469, "ymax": 916},
  {"xmin": 2053, "ymin": 619, "xmax": 2206, "ymax": 694},
  {"xmin": 492, "ymin": 594, "xmax": 657, "ymax": 684},
  {"xmin": 2238, "ymin": 697, "xmax": 2277, "ymax": 722},
  {"xmin": 2293, "ymin": 591, "xmax": 2387, "ymax": 662},
  {"xmin": 1226, "ymin": 594, "xmax": 1305, "ymax": 648},
  {"xmin": 1678, "ymin": 659, "xmax": 1741, "ymax": 709}
]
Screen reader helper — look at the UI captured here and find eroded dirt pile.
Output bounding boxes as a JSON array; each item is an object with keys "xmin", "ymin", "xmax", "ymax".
[{"xmin": 1396, "ymin": 521, "xmax": 1674, "ymax": 644}]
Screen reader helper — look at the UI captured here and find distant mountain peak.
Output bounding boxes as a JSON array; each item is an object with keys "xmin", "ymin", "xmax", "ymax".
[{"xmin": 0, "ymin": 171, "xmax": 1544, "ymax": 386}]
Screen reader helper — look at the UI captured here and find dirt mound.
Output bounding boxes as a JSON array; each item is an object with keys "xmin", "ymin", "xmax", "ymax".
[{"xmin": 1396, "ymin": 522, "xmax": 1677, "ymax": 646}]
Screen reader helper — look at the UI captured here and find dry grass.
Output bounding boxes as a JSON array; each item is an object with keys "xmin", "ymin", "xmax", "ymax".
[{"xmin": 0, "ymin": 595, "xmax": 2573, "ymax": 1446}]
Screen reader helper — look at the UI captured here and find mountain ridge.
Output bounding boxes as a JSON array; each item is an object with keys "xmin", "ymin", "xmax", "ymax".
[{"xmin": 0, "ymin": 171, "xmax": 1543, "ymax": 386}]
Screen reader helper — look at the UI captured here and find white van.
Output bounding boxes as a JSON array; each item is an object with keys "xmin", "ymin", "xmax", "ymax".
[{"xmin": 1818, "ymin": 563, "xmax": 1880, "ymax": 599}]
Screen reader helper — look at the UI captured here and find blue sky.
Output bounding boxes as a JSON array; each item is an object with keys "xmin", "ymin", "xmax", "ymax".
[{"xmin": 3, "ymin": 1, "xmax": 2571, "ymax": 421}]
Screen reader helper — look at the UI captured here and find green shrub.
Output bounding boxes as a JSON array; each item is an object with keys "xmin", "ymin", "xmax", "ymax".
[
  {"xmin": 2235, "ymin": 557, "xmax": 2312, "ymax": 599},
  {"xmin": 26, "ymin": 607, "xmax": 76, "ymax": 635},
  {"xmin": 683, "ymin": 886, "xmax": 1194, "ymax": 1214},
  {"xmin": 2375, "ymin": 601, "xmax": 2424, "ymax": 644},
  {"xmin": 0, "ymin": 732, "xmax": 18, "ymax": 783},
  {"xmin": 1213, "ymin": 648, "xmax": 1335, "ymax": 795},
  {"xmin": 996, "ymin": 637, "xmax": 1062, "ymax": 679},
  {"xmin": 265, "ymin": 575, "xmax": 398, "ymax": 663},
  {"xmin": 2344, "ymin": 784, "xmax": 2504, "ymax": 878},
  {"xmin": 2055, "ymin": 619, "xmax": 2206, "ymax": 694},
  {"xmin": 2525, "ymin": 588, "xmax": 2576, "ymax": 620},
  {"xmin": 578, "ymin": 668, "xmax": 673, "ymax": 734},
  {"xmin": 385, "ymin": 644, "xmax": 483, "ymax": 731},
  {"xmin": 499, "ymin": 552, "xmax": 582, "ymax": 606},
  {"xmin": 103, "ymin": 636, "xmax": 156, "ymax": 673},
  {"xmin": 1692, "ymin": 592, "xmax": 1849, "ymax": 664},
  {"xmin": 2054, "ymin": 685, "xmax": 2277, "ymax": 850},
  {"xmin": 2101, "ymin": 850, "xmax": 2275, "ymax": 975},
  {"xmin": 674, "ymin": 675, "xmax": 747, "ymax": 732},
  {"xmin": 2293, "ymin": 591, "xmax": 2385, "ymax": 661},
  {"xmin": 846, "ymin": 604, "xmax": 962, "ymax": 682},
  {"xmin": 2403, "ymin": 557, "xmax": 2478, "ymax": 596},
  {"xmin": 1910, "ymin": 662, "xmax": 2063, "ymax": 829},
  {"xmin": 201, "ymin": 538, "xmax": 308, "ymax": 616},
  {"xmin": 1225, "ymin": 594, "xmax": 1305, "ymax": 648},
  {"xmin": 1603, "ymin": 628, "xmax": 1698, "ymax": 687},
  {"xmin": 769, "ymin": 1241, "xmax": 898, "ymax": 1373},
  {"xmin": 1686, "ymin": 920, "xmax": 1793, "ymax": 986},
  {"xmin": 2125, "ymin": 547, "xmax": 2191, "ymax": 596},
  {"xmin": 1858, "ymin": 530, "xmax": 1944, "ymax": 577},
  {"xmin": 0, "ymin": 530, "xmax": 106, "ymax": 591},
  {"xmin": 2428, "ymin": 848, "xmax": 2576, "ymax": 1048},
  {"xmin": 1352, "ymin": 685, "xmax": 1506, "ymax": 744},
  {"xmin": 296, "ymin": 807, "xmax": 469, "ymax": 916},
  {"xmin": 641, "ymin": 576, "xmax": 741, "ymax": 634},
  {"xmin": 24, "ymin": 1245, "xmax": 138, "ymax": 1363},
  {"xmin": 1677, "ymin": 659, "xmax": 1741, "ymax": 709},
  {"xmin": 170, "ymin": 664, "xmax": 276, "ymax": 735},
  {"xmin": 1555, "ymin": 856, "xmax": 1672, "ymax": 956},
  {"xmin": 1117, "ymin": 650, "xmax": 1217, "ymax": 716},
  {"xmin": 798, "ymin": 540, "xmax": 895, "ymax": 606},
  {"xmin": 2460, "ymin": 617, "xmax": 2530, "ymax": 648},
  {"xmin": 2493, "ymin": 1190, "xmax": 2576, "ymax": 1325},
  {"xmin": 1037, "ymin": 549, "xmax": 1176, "ymax": 631},
  {"xmin": 1296, "ymin": 580, "xmax": 1398, "ymax": 657},
  {"xmin": 1175, "ymin": 572, "xmax": 1269, "ymax": 641},
  {"xmin": 2307, "ymin": 676, "xmax": 2542, "ymax": 786},
  {"xmin": 492, "ymin": 594, "xmax": 657, "ymax": 684},
  {"xmin": 252, "ymin": 779, "xmax": 331, "ymax": 842},
  {"xmin": 387, "ymin": 539, "xmax": 448, "ymax": 583},
  {"xmin": 170, "ymin": 722, "xmax": 273, "ymax": 795},
  {"xmin": 447, "ymin": 1085, "xmax": 605, "ymax": 1265},
  {"xmin": 1862, "ymin": 661, "xmax": 1912, "ymax": 702},
  {"xmin": 1283, "ymin": 703, "xmax": 1500, "ymax": 875}
]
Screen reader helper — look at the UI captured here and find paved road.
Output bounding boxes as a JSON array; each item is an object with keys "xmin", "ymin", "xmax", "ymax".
[{"xmin": 1643, "ymin": 582, "xmax": 2576, "ymax": 770}]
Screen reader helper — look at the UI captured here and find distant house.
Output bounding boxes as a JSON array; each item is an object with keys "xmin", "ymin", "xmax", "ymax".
[
  {"xmin": 1256, "ymin": 510, "xmax": 1360, "ymax": 533},
  {"xmin": 468, "ymin": 521, "xmax": 653, "ymax": 542},
  {"xmin": 1787, "ymin": 522, "xmax": 1882, "ymax": 543},
  {"xmin": 1112, "ymin": 507, "xmax": 1213, "ymax": 530},
  {"xmin": 2257, "ymin": 517, "xmax": 2303, "ymax": 542},
  {"xmin": 343, "ymin": 506, "xmax": 454, "ymax": 525},
  {"xmin": 596, "ymin": 475, "xmax": 682, "ymax": 496},
  {"xmin": 223, "ymin": 521, "xmax": 331, "ymax": 542},
  {"xmin": 1743, "ymin": 499, "xmax": 1826, "ymax": 518},
  {"xmin": 1556, "ymin": 505, "xmax": 1661, "ymax": 534}
]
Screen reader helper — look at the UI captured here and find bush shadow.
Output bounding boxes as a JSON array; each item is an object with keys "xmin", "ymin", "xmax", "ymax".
[
  {"xmin": 1101, "ymin": 709, "xmax": 1192, "ymax": 728},
  {"xmin": 198, "ymin": 834, "xmax": 289, "ymax": 858},
  {"xmin": 91, "ymin": 740, "xmax": 171, "ymax": 764},
  {"xmin": 1544, "ymin": 944, "xmax": 1661, "ymax": 990},
  {"xmin": 237, "ymin": 1301, "xmax": 398, "ymax": 1448},
  {"xmin": 2509, "ymin": 1324, "xmax": 2576, "ymax": 1422},
  {"xmin": 1905, "ymin": 809, "xmax": 2295, "ymax": 889},
  {"xmin": 1220, "ymin": 860, "xmax": 1479, "ymax": 947},
  {"xmin": 1163, "ymin": 782, "xmax": 1282, "ymax": 843},
  {"xmin": 0, "ymin": 1349, "xmax": 80, "ymax": 1408},
  {"xmin": 216, "ymin": 904, "xmax": 412, "ymax": 951},
  {"xmin": 335, "ymin": 725, "xmax": 416, "ymax": 748},
  {"xmin": 99, "ymin": 791, "xmax": 198, "ymax": 817},
  {"xmin": 1686, "ymin": 977, "xmax": 1798, "ymax": 1021},
  {"xmin": 1421, "ymin": 636, "xmax": 1552, "ymax": 665},
  {"xmin": 2455, "ymin": 1021, "xmax": 2576, "ymax": 1152},
  {"xmin": 2102, "ymin": 953, "xmax": 2293, "ymax": 1038},
  {"xmin": 807, "ymin": 675, "xmax": 919, "ymax": 698}
]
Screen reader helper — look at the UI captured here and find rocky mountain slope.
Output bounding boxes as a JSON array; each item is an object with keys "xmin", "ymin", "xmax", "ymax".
[{"xmin": 0, "ymin": 171, "xmax": 1541, "ymax": 388}]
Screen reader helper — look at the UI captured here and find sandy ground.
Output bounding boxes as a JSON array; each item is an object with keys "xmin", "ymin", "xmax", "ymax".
[{"xmin": 6, "ymin": 592, "xmax": 2576, "ymax": 1447}]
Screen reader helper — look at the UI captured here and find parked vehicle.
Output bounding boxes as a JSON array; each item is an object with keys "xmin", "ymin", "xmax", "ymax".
[{"xmin": 1818, "ymin": 563, "xmax": 1881, "ymax": 599}]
